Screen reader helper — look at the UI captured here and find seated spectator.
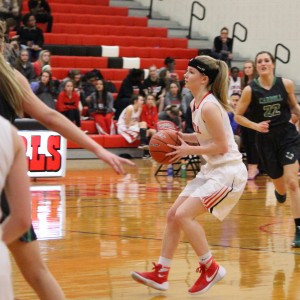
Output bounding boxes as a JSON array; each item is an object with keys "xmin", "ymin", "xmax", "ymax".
[
  {"xmin": 30, "ymin": 70, "xmax": 56, "ymax": 109},
  {"xmin": 211, "ymin": 27, "xmax": 233, "ymax": 67},
  {"xmin": 32, "ymin": 49, "xmax": 50, "ymax": 76},
  {"xmin": 13, "ymin": 48, "xmax": 36, "ymax": 82},
  {"xmin": 28, "ymin": 0, "xmax": 53, "ymax": 33},
  {"xmin": 184, "ymin": 105, "xmax": 194, "ymax": 133},
  {"xmin": 117, "ymin": 94, "xmax": 147, "ymax": 145},
  {"xmin": 180, "ymin": 87, "xmax": 193, "ymax": 115},
  {"xmin": 159, "ymin": 56, "xmax": 178, "ymax": 80},
  {"xmin": 228, "ymin": 66, "xmax": 241, "ymax": 97},
  {"xmin": 1, "ymin": 18, "xmax": 20, "ymax": 64},
  {"xmin": 114, "ymin": 68, "xmax": 145, "ymax": 120},
  {"xmin": 143, "ymin": 65, "xmax": 166, "ymax": 106},
  {"xmin": 228, "ymin": 92, "xmax": 241, "ymax": 148},
  {"xmin": 158, "ymin": 104, "xmax": 181, "ymax": 130},
  {"xmin": 88, "ymin": 79, "xmax": 115, "ymax": 135},
  {"xmin": 161, "ymin": 81, "xmax": 182, "ymax": 112},
  {"xmin": 0, "ymin": 0, "xmax": 21, "ymax": 26},
  {"xmin": 17, "ymin": 13, "xmax": 44, "ymax": 61},
  {"xmin": 139, "ymin": 94, "xmax": 158, "ymax": 149},
  {"xmin": 56, "ymin": 80, "xmax": 81, "ymax": 127}
]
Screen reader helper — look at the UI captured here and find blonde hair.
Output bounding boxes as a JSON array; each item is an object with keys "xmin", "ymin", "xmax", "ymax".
[
  {"xmin": 0, "ymin": 20, "xmax": 24, "ymax": 117},
  {"xmin": 195, "ymin": 55, "xmax": 231, "ymax": 112},
  {"xmin": 37, "ymin": 49, "xmax": 51, "ymax": 66}
]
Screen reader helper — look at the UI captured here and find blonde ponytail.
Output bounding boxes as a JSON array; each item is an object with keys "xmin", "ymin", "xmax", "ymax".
[
  {"xmin": 194, "ymin": 55, "xmax": 231, "ymax": 112},
  {"xmin": 0, "ymin": 20, "xmax": 24, "ymax": 117}
]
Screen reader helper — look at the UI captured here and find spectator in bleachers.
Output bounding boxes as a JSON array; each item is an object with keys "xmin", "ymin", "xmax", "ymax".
[
  {"xmin": 114, "ymin": 68, "xmax": 145, "ymax": 120},
  {"xmin": 228, "ymin": 66, "xmax": 241, "ymax": 97},
  {"xmin": 117, "ymin": 94, "xmax": 148, "ymax": 145},
  {"xmin": 1, "ymin": 17, "xmax": 20, "ymax": 64},
  {"xmin": 28, "ymin": 0, "xmax": 53, "ymax": 33},
  {"xmin": 30, "ymin": 70, "xmax": 56, "ymax": 109},
  {"xmin": 139, "ymin": 94, "xmax": 158, "ymax": 149},
  {"xmin": 228, "ymin": 92, "xmax": 241, "ymax": 149},
  {"xmin": 158, "ymin": 104, "xmax": 181, "ymax": 130},
  {"xmin": 0, "ymin": 0, "xmax": 21, "ymax": 27},
  {"xmin": 143, "ymin": 65, "xmax": 166, "ymax": 108},
  {"xmin": 82, "ymin": 70, "xmax": 98, "ymax": 105},
  {"xmin": 159, "ymin": 56, "xmax": 178, "ymax": 80},
  {"xmin": 161, "ymin": 81, "xmax": 182, "ymax": 112},
  {"xmin": 211, "ymin": 27, "xmax": 233, "ymax": 67},
  {"xmin": 180, "ymin": 87, "xmax": 193, "ymax": 115},
  {"xmin": 88, "ymin": 79, "xmax": 115, "ymax": 135},
  {"xmin": 239, "ymin": 60, "xmax": 260, "ymax": 180},
  {"xmin": 32, "ymin": 49, "xmax": 50, "ymax": 76},
  {"xmin": 17, "ymin": 13, "xmax": 44, "ymax": 61},
  {"xmin": 13, "ymin": 48, "xmax": 36, "ymax": 82},
  {"xmin": 56, "ymin": 80, "xmax": 81, "ymax": 127}
]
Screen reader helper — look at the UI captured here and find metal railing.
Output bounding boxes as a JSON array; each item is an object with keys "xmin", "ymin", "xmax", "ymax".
[
  {"xmin": 232, "ymin": 22, "xmax": 248, "ymax": 49},
  {"xmin": 148, "ymin": 0, "xmax": 164, "ymax": 19},
  {"xmin": 187, "ymin": 1, "xmax": 206, "ymax": 39},
  {"xmin": 274, "ymin": 43, "xmax": 290, "ymax": 65}
]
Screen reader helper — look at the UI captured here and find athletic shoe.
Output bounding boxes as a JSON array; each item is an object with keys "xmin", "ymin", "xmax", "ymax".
[
  {"xmin": 274, "ymin": 190, "xmax": 287, "ymax": 203},
  {"xmin": 131, "ymin": 263, "xmax": 169, "ymax": 291},
  {"xmin": 188, "ymin": 259, "xmax": 226, "ymax": 295},
  {"xmin": 138, "ymin": 144, "xmax": 149, "ymax": 150},
  {"xmin": 291, "ymin": 226, "xmax": 300, "ymax": 248}
]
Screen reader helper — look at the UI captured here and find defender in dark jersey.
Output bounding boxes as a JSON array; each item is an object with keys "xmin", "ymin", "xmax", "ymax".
[{"xmin": 235, "ymin": 51, "xmax": 300, "ymax": 248}]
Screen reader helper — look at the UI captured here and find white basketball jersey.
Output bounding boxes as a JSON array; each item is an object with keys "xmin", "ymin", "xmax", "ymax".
[
  {"xmin": 228, "ymin": 76, "xmax": 241, "ymax": 97},
  {"xmin": 0, "ymin": 117, "xmax": 13, "ymax": 192},
  {"xmin": 117, "ymin": 105, "xmax": 141, "ymax": 127},
  {"xmin": 191, "ymin": 93, "xmax": 242, "ymax": 165}
]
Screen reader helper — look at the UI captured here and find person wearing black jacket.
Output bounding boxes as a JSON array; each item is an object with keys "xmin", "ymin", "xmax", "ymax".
[
  {"xmin": 114, "ymin": 68, "xmax": 145, "ymax": 120},
  {"xmin": 28, "ymin": 0, "xmax": 53, "ymax": 32},
  {"xmin": 17, "ymin": 13, "xmax": 43, "ymax": 61},
  {"xmin": 211, "ymin": 27, "xmax": 233, "ymax": 67}
]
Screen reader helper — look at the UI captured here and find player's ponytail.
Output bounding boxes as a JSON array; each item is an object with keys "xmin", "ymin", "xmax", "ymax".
[
  {"xmin": 0, "ymin": 19, "xmax": 24, "ymax": 117},
  {"xmin": 193, "ymin": 55, "xmax": 231, "ymax": 112}
]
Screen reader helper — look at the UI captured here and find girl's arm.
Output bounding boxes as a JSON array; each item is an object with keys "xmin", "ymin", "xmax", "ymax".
[{"xmin": 283, "ymin": 78, "xmax": 300, "ymax": 117}]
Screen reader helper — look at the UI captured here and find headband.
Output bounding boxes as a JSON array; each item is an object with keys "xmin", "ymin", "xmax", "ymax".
[{"xmin": 188, "ymin": 58, "xmax": 219, "ymax": 84}]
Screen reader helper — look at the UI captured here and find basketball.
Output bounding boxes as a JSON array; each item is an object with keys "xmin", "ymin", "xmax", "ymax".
[{"xmin": 149, "ymin": 130, "xmax": 181, "ymax": 164}]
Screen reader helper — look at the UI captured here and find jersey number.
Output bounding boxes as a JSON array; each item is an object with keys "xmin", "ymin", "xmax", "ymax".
[{"xmin": 263, "ymin": 104, "xmax": 281, "ymax": 118}]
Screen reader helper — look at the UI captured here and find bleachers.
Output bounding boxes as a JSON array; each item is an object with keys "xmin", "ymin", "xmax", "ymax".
[{"xmin": 21, "ymin": 0, "xmax": 198, "ymax": 153}]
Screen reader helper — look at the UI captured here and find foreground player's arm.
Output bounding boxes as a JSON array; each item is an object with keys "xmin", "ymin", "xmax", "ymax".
[
  {"xmin": 178, "ymin": 131, "xmax": 199, "ymax": 144},
  {"xmin": 283, "ymin": 78, "xmax": 300, "ymax": 118},
  {"xmin": 235, "ymin": 86, "xmax": 270, "ymax": 133},
  {"xmin": 167, "ymin": 102, "xmax": 228, "ymax": 161},
  {"xmin": 2, "ymin": 127, "xmax": 31, "ymax": 245},
  {"xmin": 15, "ymin": 69, "xmax": 135, "ymax": 174}
]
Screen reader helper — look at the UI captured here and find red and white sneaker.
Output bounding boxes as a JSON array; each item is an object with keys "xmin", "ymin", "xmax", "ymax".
[
  {"xmin": 188, "ymin": 259, "xmax": 226, "ymax": 295},
  {"xmin": 131, "ymin": 263, "xmax": 169, "ymax": 291}
]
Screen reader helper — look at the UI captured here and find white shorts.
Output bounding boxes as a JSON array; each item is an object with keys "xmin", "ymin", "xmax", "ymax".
[
  {"xmin": 0, "ymin": 240, "xmax": 13, "ymax": 300},
  {"xmin": 179, "ymin": 160, "xmax": 247, "ymax": 221},
  {"xmin": 117, "ymin": 124, "xmax": 140, "ymax": 143}
]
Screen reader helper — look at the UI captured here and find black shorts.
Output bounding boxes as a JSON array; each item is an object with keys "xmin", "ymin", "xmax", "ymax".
[
  {"xmin": 1, "ymin": 192, "xmax": 37, "ymax": 243},
  {"xmin": 256, "ymin": 122, "xmax": 300, "ymax": 179}
]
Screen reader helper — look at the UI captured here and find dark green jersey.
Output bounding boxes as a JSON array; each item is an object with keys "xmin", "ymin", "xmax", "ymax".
[{"xmin": 249, "ymin": 77, "xmax": 290, "ymax": 128}]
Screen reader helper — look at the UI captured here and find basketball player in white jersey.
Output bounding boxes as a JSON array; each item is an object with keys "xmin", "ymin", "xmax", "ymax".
[
  {"xmin": 131, "ymin": 56, "xmax": 247, "ymax": 295},
  {"xmin": 0, "ymin": 116, "xmax": 31, "ymax": 299}
]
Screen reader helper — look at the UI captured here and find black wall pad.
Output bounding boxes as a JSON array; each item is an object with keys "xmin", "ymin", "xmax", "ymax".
[
  {"xmin": 44, "ymin": 45, "xmax": 103, "ymax": 56},
  {"xmin": 108, "ymin": 57, "xmax": 123, "ymax": 68}
]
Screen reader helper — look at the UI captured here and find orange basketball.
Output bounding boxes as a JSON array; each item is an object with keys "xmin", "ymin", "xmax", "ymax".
[{"xmin": 149, "ymin": 130, "xmax": 181, "ymax": 164}]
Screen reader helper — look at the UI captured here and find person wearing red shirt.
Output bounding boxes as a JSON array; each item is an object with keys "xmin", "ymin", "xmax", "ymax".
[
  {"xmin": 56, "ymin": 80, "xmax": 81, "ymax": 127},
  {"xmin": 140, "ymin": 94, "xmax": 158, "ymax": 148}
]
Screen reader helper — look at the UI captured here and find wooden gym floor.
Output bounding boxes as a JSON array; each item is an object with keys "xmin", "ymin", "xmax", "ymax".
[{"xmin": 12, "ymin": 158, "xmax": 300, "ymax": 300}]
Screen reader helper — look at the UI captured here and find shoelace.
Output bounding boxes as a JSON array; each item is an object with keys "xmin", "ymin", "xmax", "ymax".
[
  {"xmin": 196, "ymin": 264, "xmax": 206, "ymax": 274},
  {"xmin": 152, "ymin": 262, "xmax": 163, "ymax": 272}
]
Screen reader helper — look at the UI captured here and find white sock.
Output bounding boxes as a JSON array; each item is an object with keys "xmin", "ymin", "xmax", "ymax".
[
  {"xmin": 199, "ymin": 251, "xmax": 213, "ymax": 266},
  {"xmin": 158, "ymin": 256, "xmax": 172, "ymax": 271}
]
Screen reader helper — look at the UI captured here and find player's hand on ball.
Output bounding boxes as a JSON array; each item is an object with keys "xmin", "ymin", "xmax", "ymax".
[{"xmin": 166, "ymin": 136, "xmax": 190, "ymax": 162}]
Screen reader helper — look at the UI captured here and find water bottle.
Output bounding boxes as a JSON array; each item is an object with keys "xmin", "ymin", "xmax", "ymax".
[
  {"xmin": 181, "ymin": 160, "xmax": 187, "ymax": 178},
  {"xmin": 167, "ymin": 164, "xmax": 173, "ymax": 177}
]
